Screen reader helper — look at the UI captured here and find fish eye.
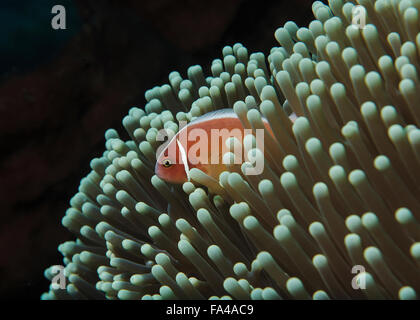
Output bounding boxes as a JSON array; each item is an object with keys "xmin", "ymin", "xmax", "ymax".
[{"xmin": 162, "ymin": 159, "xmax": 172, "ymax": 168}]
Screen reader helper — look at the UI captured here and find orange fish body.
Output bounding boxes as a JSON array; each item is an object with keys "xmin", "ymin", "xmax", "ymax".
[{"xmin": 155, "ymin": 109, "xmax": 275, "ymax": 184}]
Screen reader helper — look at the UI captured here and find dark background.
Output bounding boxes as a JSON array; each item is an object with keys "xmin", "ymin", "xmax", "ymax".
[{"xmin": 0, "ymin": 0, "xmax": 312, "ymax": 299}]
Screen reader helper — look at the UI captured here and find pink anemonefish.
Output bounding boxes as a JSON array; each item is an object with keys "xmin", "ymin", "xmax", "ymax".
[{"xmin": 155, "ymin": 108, "xmax": 296, "ymax": 184}]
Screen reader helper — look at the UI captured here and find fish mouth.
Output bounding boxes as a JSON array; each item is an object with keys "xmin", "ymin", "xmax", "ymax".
[
  {"xmin": 154, "ymin": 162, "xmax": 163, "ymax": 180},
  {"xmin": 154, "ymin": 162, "xmax": 184, "ymax": 184}
]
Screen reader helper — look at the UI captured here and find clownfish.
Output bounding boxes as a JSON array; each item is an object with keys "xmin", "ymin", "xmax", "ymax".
[{"xmin": 155, "ymin": 108, "xmax": 292, "ymax": 184}]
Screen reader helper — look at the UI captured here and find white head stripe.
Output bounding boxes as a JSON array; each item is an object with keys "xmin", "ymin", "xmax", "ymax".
[{"xmin": 177, "ymin": 139, "xmax": 190, "ymax": 181}]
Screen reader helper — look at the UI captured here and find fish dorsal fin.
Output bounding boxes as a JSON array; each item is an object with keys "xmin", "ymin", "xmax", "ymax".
[
  {"xmin": 189, "ymin": 108, "xmax": 238, "ymax": 126},
  {"xmin": 188, "ymin": 108, "xmax": 278, "ymax": 127}
]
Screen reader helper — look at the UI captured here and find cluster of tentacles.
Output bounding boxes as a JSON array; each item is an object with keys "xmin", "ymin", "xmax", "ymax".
[{"xmin": 43, "ymin": 0, "xmax": 420, "ymax": 300}]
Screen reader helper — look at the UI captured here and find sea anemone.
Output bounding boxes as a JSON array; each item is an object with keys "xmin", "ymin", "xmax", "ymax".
[{"xmin": 42, "ymin": 0, "xmax": 420, "ymax": 300}]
